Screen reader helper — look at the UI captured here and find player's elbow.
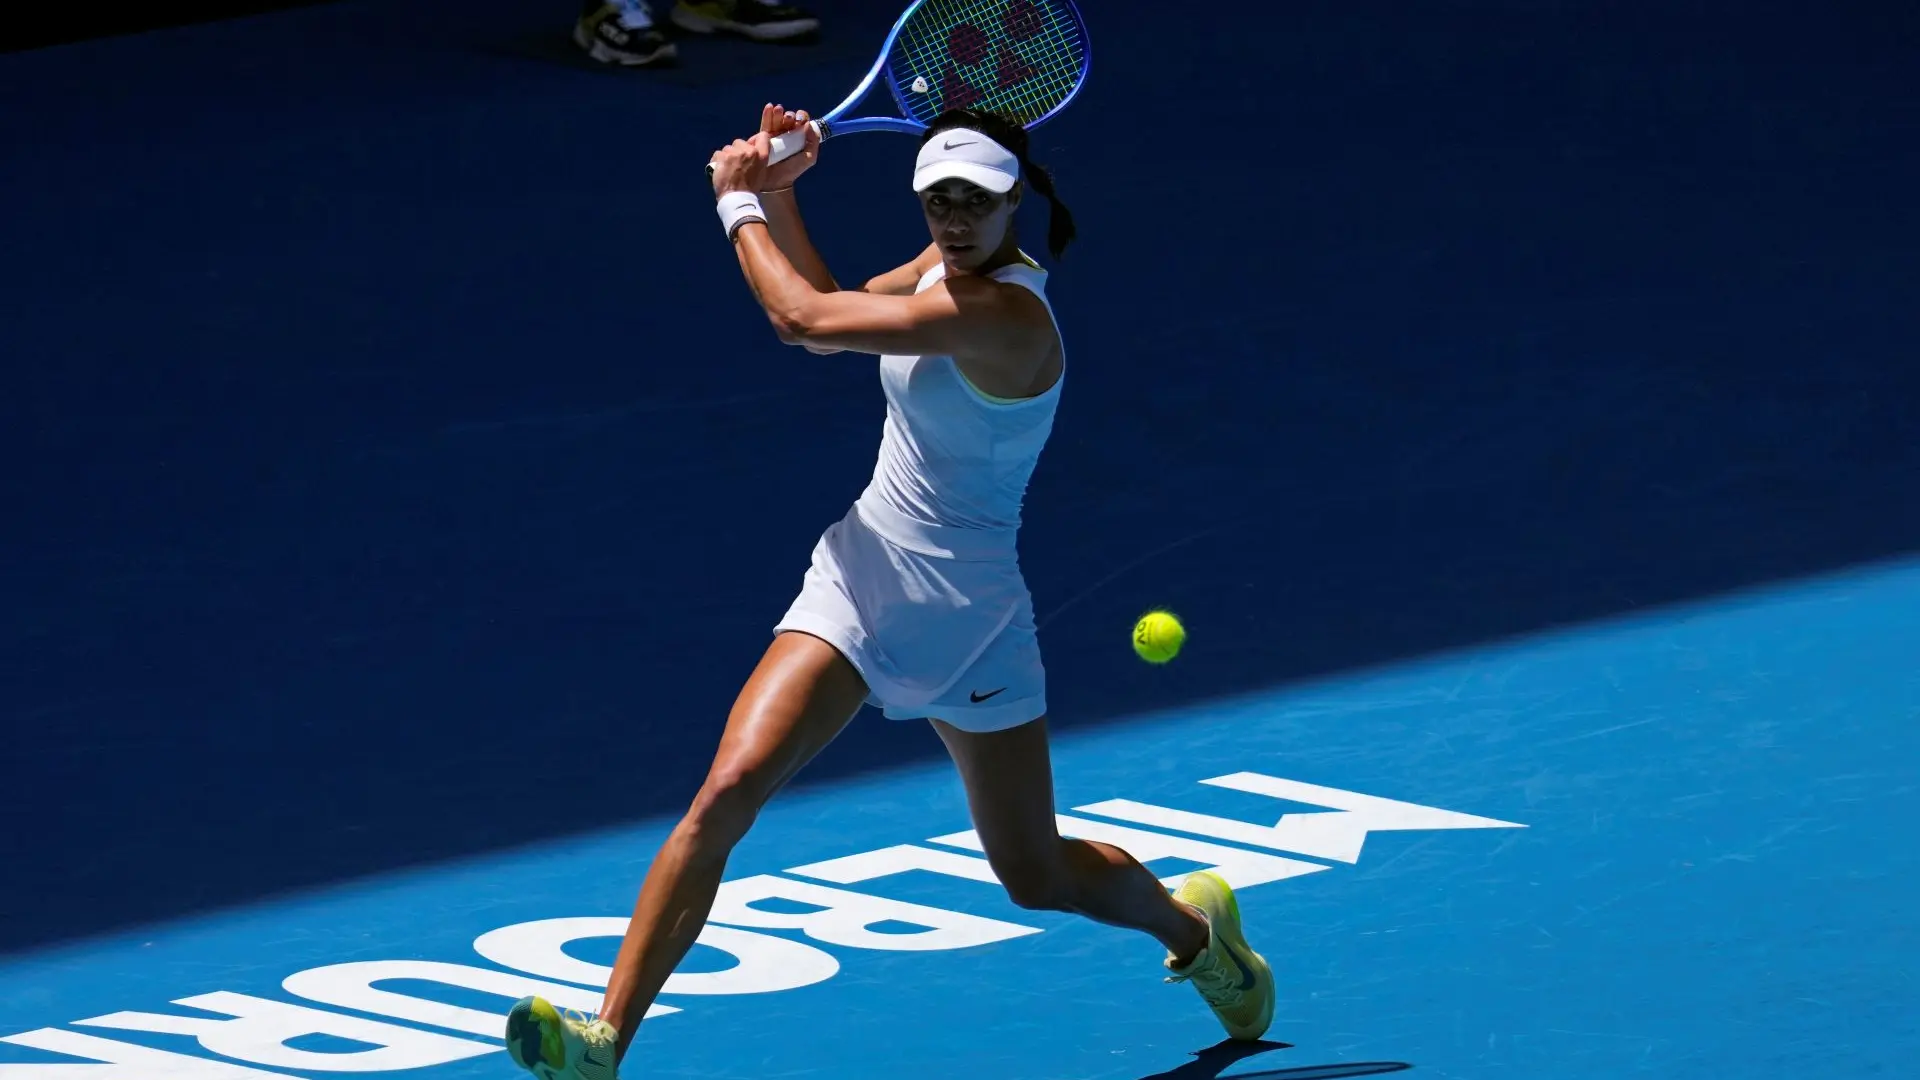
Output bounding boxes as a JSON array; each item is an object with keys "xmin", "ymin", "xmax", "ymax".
[
  {"xmin": 771, "ymin": 297, "xmax": 828, "ymax": 342},
  {"xmin": 767, "ymin": 311, "xmax": 804, "ymax": 345},
  {"xmin": 773, "ymin": 315, "xmax": 844, "ymax": 355}
]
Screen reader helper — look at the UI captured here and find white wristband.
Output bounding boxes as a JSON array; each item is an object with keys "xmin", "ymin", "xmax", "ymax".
[{"xmin": 716, "ymin": 191, "xmax": 766, "ymax": 240}]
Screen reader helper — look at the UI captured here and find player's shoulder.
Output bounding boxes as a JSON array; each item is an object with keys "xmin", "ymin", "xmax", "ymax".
[
  {"xmin": 934, "ymin": 272, "xmax": 1047, "ymax": 321},
  {"xmin": 929, "ymin": 273, "xmax": 1055, "ymax": 364}
]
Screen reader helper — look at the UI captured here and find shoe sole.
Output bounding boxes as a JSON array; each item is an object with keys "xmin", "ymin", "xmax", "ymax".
[
  {"xmin": 504, "ymin": 995, "xmax": 565, "ymax": 1073},
  {"xmin": 669, "ymin": 7, "xmax": 820, "ymax": 40},
  {"xmin": 1185, "ymin": 871, "xmax": 1276, "ymax": 1040},
  {"xmin": 572, "ymin": 21, "xmax": 678, "ymax": 65}
]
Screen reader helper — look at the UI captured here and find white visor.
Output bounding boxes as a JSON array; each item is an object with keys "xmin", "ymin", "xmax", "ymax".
[{"xmin": 912, "ymin": 131, "xmax": 1020, "ymax": 193}]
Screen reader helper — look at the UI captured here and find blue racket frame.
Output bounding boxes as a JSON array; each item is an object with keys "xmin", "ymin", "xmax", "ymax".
[
  {"xmin": 739, "ymin": 0, "xmax": 1090, "ymax": 169},
  {"xmin": 823, "ymin": 0, "xmax": 1091, "ymax": 140}
]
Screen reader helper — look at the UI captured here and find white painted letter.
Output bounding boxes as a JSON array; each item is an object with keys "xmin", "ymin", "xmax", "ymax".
[
  {"xmin": 472, "ymin": 916, "xmax": 838, "ymax": 996},
  {"xmin": 708, "ymin": 875, "xmax": 1041, "ymax": 951},
  {"xmin": 929, "ymin": 814, "xmax": 1329, "ymax": 889},
  {"xmin": 72, "ymin": 991, "xmax": 491, "ymax": 1072},
  {"xmin": 786, "ymin": 843, "xmax": 1002, "ymax": 886},
  {"xmin": 282, "ymin": 959, "xmax": 673, "ymax": 1038},
  {"xmin": 1075, "ymin": 772, "xmax": 1527, "ymax": 864},
  {"xmin": 0, "ymin": 1028, "xmax": 295, "ymax": 1079}
]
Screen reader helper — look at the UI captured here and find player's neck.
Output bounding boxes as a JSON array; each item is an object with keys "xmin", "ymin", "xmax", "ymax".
[{"xmin": 948, "ymin": 236, "xmax": 1024, "ymax": 278}]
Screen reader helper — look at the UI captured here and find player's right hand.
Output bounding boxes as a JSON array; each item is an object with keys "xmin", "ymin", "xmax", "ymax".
[{"xmin": 759, "ymin": 103, "xmax": 820, "ymax": 190}]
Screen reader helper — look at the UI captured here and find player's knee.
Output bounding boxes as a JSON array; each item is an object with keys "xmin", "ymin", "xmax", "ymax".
[
  {"xmin": 995, "ymin": 858, "xmax": 1073, "ymax": 912},
  {"xmin": 682, "ymin": 763, "xmax": 771, "ymax": 858}
]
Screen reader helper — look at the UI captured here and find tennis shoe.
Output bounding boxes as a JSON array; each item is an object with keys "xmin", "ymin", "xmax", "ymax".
[
  {"xmin": 1164, "ymin": 870, "xmax": 1276, "ymax": 1041},
  {"xmin": 670, "ymin": 0, "xmax": 820, "ymax": 41},
  {"xmin": 574, "ymin": 0, "xmax": 676, "ymax": 66},
  {"xmin": 504, "ymin": 995, "xmax": 621, "ymax": 1080}
]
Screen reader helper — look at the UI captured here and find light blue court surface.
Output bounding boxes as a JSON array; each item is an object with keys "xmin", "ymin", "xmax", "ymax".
[
  {"xmin": 3, "ymin": 2, "xmax": 1917, "ymax": 1079},
  {"xmin": 4, "ymin": 558, "xmax": 1915, "ymax": 1078}
]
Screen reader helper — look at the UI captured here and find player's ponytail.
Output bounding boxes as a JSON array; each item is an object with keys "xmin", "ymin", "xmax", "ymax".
[
  {"xmin": 1016, "ymin": 155, "xmax": 1075, "ymax": 261},
  {"xmin": 922, "ymin": 108, "xmax": 1077, "ymax": 261}
]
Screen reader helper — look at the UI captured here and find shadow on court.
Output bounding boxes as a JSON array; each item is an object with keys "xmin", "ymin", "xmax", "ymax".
[
  {"xmin": 1134, "ymin": 1040, "xmax": 1410, "ymax": 1080},
  {"xmin": 2, "ymin": 0, "xmax": 1915, "ymax": 954}
]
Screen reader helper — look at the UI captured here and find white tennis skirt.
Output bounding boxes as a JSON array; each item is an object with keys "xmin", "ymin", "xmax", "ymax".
[{"xmin": 773, "ymin": 496, "xmax": 1047, "ymax": 733}]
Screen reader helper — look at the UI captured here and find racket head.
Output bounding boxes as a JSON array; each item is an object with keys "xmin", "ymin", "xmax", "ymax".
[{"xmin": 880, "ymin": 0, "xmax": 1091, "ymax": 132}]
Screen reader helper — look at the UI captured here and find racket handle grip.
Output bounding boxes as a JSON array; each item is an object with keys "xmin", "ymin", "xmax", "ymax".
[
  {"xmin": 768, "ymin": 121, "xmax": 822, "ymax": 164},
  {"xmin": 704, "ymin": 120, "xmax": 824, "ymax": 178}
]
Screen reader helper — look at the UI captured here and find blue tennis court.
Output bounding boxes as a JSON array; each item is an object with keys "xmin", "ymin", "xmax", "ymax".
[{"xmin": 3, "ymin": 2, "xmax": 1916, "ymax": 1079}]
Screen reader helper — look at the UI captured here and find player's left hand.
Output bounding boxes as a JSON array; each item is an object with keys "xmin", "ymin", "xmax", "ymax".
[
  {"xmin": 709, "ymin": 133, "xmax": 772, "ymax": 197},
  {"xmin": 759, "ymin": 104, "xmax": 820, "ymax": 190}
]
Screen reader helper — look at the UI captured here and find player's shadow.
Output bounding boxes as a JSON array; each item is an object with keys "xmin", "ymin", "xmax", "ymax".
[{"xmin": 1135, "ymin": 1040, "xmax": 1412, "ymax": 1080}]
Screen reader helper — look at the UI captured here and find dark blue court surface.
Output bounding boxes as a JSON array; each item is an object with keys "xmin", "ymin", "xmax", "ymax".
[{"xmin": 3, "ymin": 2, "xmax": 1916, "ymax": 1078}]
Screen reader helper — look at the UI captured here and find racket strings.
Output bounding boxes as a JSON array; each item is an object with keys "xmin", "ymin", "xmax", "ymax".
[{"xmin": 888, "ymin": 0, "xmax": 1087, "ymax": 127}]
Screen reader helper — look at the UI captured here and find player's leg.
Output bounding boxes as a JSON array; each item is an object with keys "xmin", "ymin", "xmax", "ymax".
[
  {"xmin": 931, "ymin": 714, "xmax": 1205, "ymax": 952},
  {"xmin": 931, "ymin": 708, "xmax": 1277, "ymax": 1040},
  {"xmin": 601, "ymin": 629, "xmax": 866, "ymax": 1044},
  {"xmin": 504, "ymin": 630, "xmax": 868, "ymax": 1079},
  {"xmin": 915, "ymin": 599, "xmax": 1205, "ymax": 950}
]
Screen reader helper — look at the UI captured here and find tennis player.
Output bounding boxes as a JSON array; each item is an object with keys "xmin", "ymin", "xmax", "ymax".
[{"xmin": 502, "ymin": 104, "xmax": 1275, "ymax": 1080}]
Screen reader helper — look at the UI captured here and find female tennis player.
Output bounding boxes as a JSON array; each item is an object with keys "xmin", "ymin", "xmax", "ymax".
[{"xmin": 503, "ymin": 104, "xmax": 1275, "ymax": 1080}]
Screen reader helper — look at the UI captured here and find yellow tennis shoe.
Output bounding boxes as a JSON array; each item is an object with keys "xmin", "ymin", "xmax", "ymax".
[
  {"xmin": 1165, "ymin": 870, "xmax": 1276, "ymax": 1040},
  {"xmin": 504, "ymin": 996, "xmax": 621, "ymax": 1080}
]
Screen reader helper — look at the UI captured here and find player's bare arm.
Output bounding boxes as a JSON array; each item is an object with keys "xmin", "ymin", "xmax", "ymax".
[
  {"xmin": 860, "ymin": 242, "xmax": 942, "ymax": 295},
  {"xmin": 740, "ymin": 224, "xmax": 1046, "ymax": 359},
  {"xmin": 754, "ymin": 106, "xmax": 836, "ymax": 295},
  {"xmin": 712, "ymin": 132, "xmax": 1053, "ymax": 393},
  {"xmin": 774, "ymin": 242, "xmax": 940, "ymax": 355}
]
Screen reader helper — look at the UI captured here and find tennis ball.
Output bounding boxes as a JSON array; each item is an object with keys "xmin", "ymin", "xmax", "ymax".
[{"xmin": 1132, "ymin": 610, "xmax": 1186, "ymax": 664}]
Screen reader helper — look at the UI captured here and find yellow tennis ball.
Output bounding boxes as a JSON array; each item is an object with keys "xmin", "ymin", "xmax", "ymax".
[{"xmin": 1132, "ymin": 610, "xmax": 1186, "ymax": 664}]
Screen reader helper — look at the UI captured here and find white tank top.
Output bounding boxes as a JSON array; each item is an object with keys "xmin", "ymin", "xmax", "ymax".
[{"xmin": 852, "ymin": 254, "xmax": 1063, "ymax": 561}]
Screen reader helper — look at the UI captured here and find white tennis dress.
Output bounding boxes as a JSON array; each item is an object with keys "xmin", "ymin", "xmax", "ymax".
[{"xmin": 774, "ymin": 254, "xmax": 1063, "ymax": 732}]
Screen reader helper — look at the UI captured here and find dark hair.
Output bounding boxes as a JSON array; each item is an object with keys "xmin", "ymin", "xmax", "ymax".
[{"xmin": 921, "ymin": 108, "xmax": 1077, "ymax": 260}]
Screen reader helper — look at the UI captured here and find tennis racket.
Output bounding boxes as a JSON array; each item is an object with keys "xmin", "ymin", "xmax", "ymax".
[{"xmin": 706, "ymin": 0, "xmax": 1091, "ymax": 177}]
